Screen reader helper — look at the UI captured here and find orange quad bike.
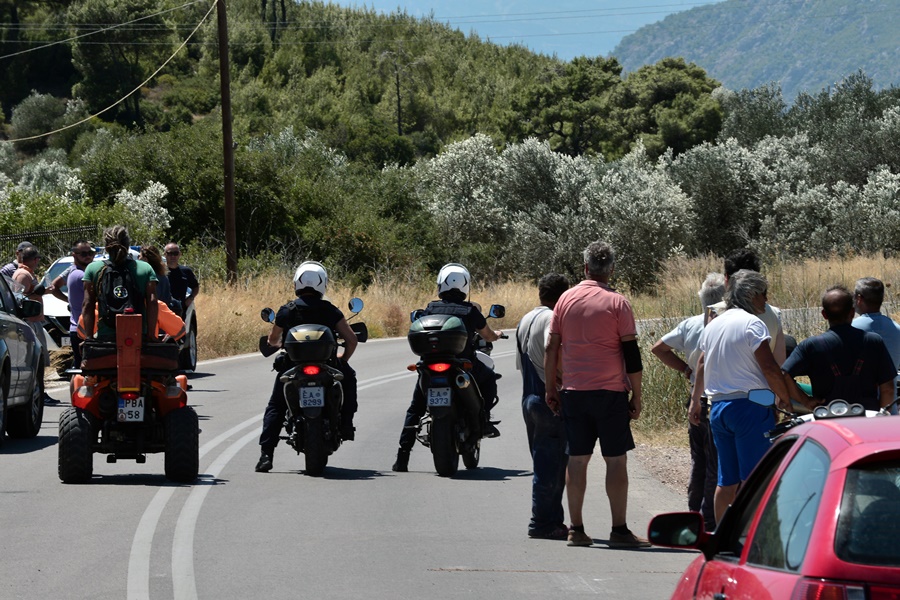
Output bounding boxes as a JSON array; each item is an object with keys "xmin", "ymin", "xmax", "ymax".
[{"xmin": 58, "ymin": 314, "xmax": 199, "ymax": 483}]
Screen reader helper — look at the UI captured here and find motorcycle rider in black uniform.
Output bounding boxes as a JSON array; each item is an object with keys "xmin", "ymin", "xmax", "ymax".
[
  {"xmin": 391, "ymin": 263, "xmax": 503, "ymax": 472},
  {"xmin": 255, "ymin": 261, "xmax": 359, "ymax": 473}
]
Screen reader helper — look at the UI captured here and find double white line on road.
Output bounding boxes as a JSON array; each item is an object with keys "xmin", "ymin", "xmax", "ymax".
[{"xmin": 126, "ymin": 370, "xmax": 418, "ymax": 600}]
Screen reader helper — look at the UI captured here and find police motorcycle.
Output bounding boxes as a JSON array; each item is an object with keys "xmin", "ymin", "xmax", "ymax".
[
  {"xmin": 260, "ymin": 298, "xmax": 367, "ymax": 476},
  {"xmin": 406, "ymin": 304, "xmax": 506, "ymax": 477}
]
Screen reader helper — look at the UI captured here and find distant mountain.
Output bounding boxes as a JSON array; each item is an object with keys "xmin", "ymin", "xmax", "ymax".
[{"xmin": 612, "ymin": 0, "xmax": 900, "ymax": 101}]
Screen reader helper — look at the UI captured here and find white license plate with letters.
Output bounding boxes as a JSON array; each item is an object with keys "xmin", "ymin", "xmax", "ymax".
[
  {"xmin": 427, "ymin": 387, "xmax": 452, "ymax": 407},
  {"xmin": 117, "ymin": 397, "xmax": 145, "ymax": 422},
  {"xmin": 301, "ymin": 386, "xmax": 325, "ymax": 408}
]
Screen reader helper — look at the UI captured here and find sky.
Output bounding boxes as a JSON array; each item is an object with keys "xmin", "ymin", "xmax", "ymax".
[{"xmin": 330, "ymin": 0, "xmax": 726, "ymax": 60}]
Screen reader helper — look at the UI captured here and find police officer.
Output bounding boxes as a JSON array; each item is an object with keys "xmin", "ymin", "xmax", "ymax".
[
  {"xmin": 255, "ymin": 262, "xmax": 358, "ymax": 473},
  {"xmin": 391, "ymin": 263, "xmax": 503, "ymax": 472}
]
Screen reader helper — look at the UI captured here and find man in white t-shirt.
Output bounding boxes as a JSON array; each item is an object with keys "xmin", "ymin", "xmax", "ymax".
[{"xmin": 651, "ymin": 272, "xmax": 725, "ymax": 530}]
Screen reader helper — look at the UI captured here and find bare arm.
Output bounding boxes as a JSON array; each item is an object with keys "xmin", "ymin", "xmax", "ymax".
[
  {"xmin": 773, "ymin": 326, "xmax": 786, "ymax": 366},
  {"xmin": 267, "ymin": 324, "xmax": 284, "ymax": 348},
  {"xmin": 781, "ymin": 372, "xmax": 817, "ymax": 412},
  {"xmin": 650, "ymin": 339, "xmax": 691, "ymax": 379},
  {"xmin": 477, "ymin": 323, "xmax": 501, "ymax": 342},
  {"xmin": 622, "ymin": 333, "xmax": 643, "ymax": 419},
  {"xmin": 82, "ymin": 281, "xmax": 96, "ymax": 339},
  {"xmin": 335, "ymin": 318, "xmax": 358, "ymax": 362},
  {"xmin": 544, "ymin": 332, "xmax": 562, "ymax": 415},
  {"xmin": 51, "ymin": 275, "xmax": 68, "ymax": 302},
  {"xmin": 754, "ymin": 343, "xmax": 792, "ymax": 412},
  {"xmin": 879, "ymin": 380, "xmax": 895, "ymax": 409}
]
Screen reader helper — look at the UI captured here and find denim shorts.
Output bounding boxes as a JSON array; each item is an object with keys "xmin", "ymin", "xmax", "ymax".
[
  {"xmin": 710, "ymin": 398, "xmax": 774, "ymax": 487},
  {"xmin": 561, "ymin": 389, "xmax": 635, "ymax": 457}
]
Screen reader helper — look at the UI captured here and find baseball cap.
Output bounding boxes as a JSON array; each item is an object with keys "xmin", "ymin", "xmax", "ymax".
[{"xmin": 16, "ymin": 241, "xmax": 34, "ymax": 251}]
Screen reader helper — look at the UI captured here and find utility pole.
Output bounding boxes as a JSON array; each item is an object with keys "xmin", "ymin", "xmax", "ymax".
[{"xmin": 216, "ymin": 0, "xmax": 237, "ymax": 284}]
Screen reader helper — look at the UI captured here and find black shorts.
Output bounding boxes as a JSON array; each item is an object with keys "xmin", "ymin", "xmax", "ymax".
[{"xmin": 561, "ymin": 389, "xmax": 635, "ymax": 457}]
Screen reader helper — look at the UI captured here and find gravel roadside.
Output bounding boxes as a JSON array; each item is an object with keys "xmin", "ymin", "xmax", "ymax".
[{"xmin": 633, "ymin": 442, "xmax": 692, "ymax": 508}]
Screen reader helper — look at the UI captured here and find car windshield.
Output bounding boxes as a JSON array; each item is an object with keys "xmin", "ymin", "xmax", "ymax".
[{"xmin": 835, "ymin": 460, "xmax": 900, "ymax": 567}]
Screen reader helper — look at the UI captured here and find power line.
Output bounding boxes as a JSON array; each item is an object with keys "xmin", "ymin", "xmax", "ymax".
[{"xmin": 3, "ymin": 0, "xmax": 217, "ymax": 142}]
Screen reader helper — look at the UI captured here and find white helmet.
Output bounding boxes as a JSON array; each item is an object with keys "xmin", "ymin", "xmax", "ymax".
[
  {"xmin": 294, "ymin": 261, "xmax": 328, "ymax": 296},
  {"xmin": 437, "ymin": 263, "xmax": 470, "ymax": 297}
]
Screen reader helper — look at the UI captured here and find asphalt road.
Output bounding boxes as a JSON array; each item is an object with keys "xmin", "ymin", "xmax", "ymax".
[{"xmin": 1, "ymin": 336, "xmax": 695, "ymax": 599}]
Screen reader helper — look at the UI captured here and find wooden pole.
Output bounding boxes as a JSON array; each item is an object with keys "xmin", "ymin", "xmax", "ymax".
[{"xmin": 216, "ymin": 0, "xmax": 237, "ymax": 284}]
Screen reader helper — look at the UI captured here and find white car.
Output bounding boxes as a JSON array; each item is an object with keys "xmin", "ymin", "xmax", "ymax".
[{"xmin": 41, "ymin": 249, "xmax": 198, "ymax": 372}]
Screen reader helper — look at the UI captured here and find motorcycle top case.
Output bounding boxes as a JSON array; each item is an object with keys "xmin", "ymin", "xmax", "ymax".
[
  {"xmin": 408, "ymin": 314, "xmax": 468, "ymax": 356},
  {"xmin": 284, "ymin": 324, "xmax": 336, "ymax": 363}
]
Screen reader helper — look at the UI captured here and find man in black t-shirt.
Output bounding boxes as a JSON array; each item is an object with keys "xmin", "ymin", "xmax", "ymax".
[
  {"xmin": 391, "ymin": 263, "xmax": 503, "ymax": 472},
  {"xmin": 782, "ymin": 285, "xmax": 896, "ymax": 412},
  {"xmin": 164, "ymin": 242, "xmax": 198, "ymax": 315},
  {"xmin": 255, "ymin": 262, "xmax": 358, "ymax": 473}
]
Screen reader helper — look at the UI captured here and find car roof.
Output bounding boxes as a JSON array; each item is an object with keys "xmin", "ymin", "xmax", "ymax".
[{"xmin": 795, "ymin": 417, "xmax": 900, "ymax": 469}]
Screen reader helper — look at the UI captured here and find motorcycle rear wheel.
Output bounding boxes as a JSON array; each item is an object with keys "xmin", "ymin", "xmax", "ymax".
[
  {"xmin": 164, "ymin": 406, "xmax": 199, "ymax": 483},
  {"xmin": 431, "ymin": 418, "xmax": 459, "ymax": 477},
  {"xmin": 304, "ymin": 419, "xmax": 329, "ymax": 476}
]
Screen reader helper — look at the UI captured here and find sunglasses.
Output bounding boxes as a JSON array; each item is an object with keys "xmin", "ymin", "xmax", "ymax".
[
  {"xmin": 75, "ymin": 251, "xmax": 95, "ymax": 257},
  {"xmin": 165, "ymin": 251, "xmax": 180, "ymax": 256}
]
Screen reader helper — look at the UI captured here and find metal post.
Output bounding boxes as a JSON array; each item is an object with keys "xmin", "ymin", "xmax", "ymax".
[{"xmin": 216, "ymin": 0, "xmax": 237, "ymax": 284}]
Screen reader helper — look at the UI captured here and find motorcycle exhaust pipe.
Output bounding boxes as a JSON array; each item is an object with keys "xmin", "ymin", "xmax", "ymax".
[{"xmin": 456, "ymin": 373, "xmax": 471, "ymax": 389}]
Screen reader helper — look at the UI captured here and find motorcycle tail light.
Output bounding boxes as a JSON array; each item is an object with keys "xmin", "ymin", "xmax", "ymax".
[
  {"xmin": 427, "ymin": 363, "xmax": 452, "ymax": 373},
  {"xmin": 124, "ymin": 337, "xmax": 135, "ymax": 347},
  {"xmin": 791, "ymin": 579, "xmax": 866, "ymax": 600},
  {"xmin": 302, "ymin": 365, "xmax": 321, "ymax": 376},
  {"xmin": 120, "ymin": 391, "xmax": 140, "ymax": 401}
]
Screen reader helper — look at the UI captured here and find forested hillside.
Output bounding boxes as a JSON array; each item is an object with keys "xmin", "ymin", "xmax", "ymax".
[
  {"xmin": 4, "ymin": 1, "xmax": 900, "ymax": 294},
  {"xmin": 613, "ymin": 0, "xmax": 900, "ymax": 101}
]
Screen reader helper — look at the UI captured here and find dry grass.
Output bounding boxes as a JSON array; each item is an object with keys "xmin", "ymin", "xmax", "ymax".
[{"xmin": 193, "ymin": 254, "xmax": 900, "ymax": 434}]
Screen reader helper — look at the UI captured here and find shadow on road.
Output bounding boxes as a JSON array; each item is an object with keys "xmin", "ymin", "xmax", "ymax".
[
  {"xmin": 453, "ymin": 467, "xmax": 530, "ymax": 481},
  {"xmin": 0, "ymin": 434, "xmax": 58, "ymax": 454}
]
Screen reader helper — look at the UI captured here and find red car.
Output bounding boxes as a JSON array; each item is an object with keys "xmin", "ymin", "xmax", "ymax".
[{"xmin": 649, "ymin": 413, "xmax": 900, "ymax": 600}]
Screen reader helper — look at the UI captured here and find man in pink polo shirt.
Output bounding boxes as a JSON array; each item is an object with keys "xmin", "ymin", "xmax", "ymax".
[{"xmin": 544, "ymin": 241, "xmax": 650, "ymax": 548}]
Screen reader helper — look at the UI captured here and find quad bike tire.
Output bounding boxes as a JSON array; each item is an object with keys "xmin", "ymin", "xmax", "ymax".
[
  {"xmin": 303, "ymin": 419, "xmax": 328, "ymax": 477},
  {"xmin": 58, "ymin": 407, "xmax": 95, "ymax": 483},
  {"xmin": 164, "ymin": 406, "xmax": 199, "ymax": 483},
  {"xmin": 6, "ymin": 366, "xmax": 45, "ymax": 439},
  {"xmin": 431, "ymin": 417, "xmax": 459, "ymax": 477}
]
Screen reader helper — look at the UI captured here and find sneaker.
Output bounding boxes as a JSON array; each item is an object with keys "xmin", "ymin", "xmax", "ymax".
[
  {"xmin": 567, "ymin": 528, "xmax": 593, "ymax": 547},
  {"xmin": 43, "ymin": 393, "xmax": 60, "ymax": 405},
  {"xmin": 608, "ymin": 529, "xmax": 652, "ymax": 548},
  {"xmin": 255, "ymin": 452, "xmax": 273, "ymax": 473},
  {"xmin": 529, "ymin": 525, "xmax": 569, "ymax": 540},
  {"xmin": 391, "ymin": 449, "xmax": 410, "ymax": 472}
]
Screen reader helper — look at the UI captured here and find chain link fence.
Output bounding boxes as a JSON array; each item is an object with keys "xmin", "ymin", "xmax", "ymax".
[{"xmin": 0, "ymin": 225, "xmax": 102, "ymax": 264}]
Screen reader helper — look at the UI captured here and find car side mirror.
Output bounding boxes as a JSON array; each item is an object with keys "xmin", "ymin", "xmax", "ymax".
[
  {"xmin": 351, "ymin": 322, "xmax": 368, "ymax": 343},
  {"xmin": 348, "ymin": 297, "xmax": 364, "ymax": 314},
  {"xmin": 488, "ymin": 304, "xmax": 505, "ymax": 319},
  {"xmin": 648, "ymin": 512, "xmax": 705, "ymax": 548},
  {"xmin": 19, "ymin": 298, "xmax": 43, "ymax": 319},
  {"xmin": 748, "ymin": 388, "xmax": 775, "ymax": 407},
  {"xmin": 410, "ymin": 309, "xmax": 425, "ymax": 323},
  {"xmin": 261, "ymin": 307, "xmax": 275, "ymax": 323}
]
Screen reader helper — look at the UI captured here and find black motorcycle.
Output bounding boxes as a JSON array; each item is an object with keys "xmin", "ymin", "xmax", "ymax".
[
  {"xmin": 260, "ymin": 298, "xmax": 367, "ymax": 476},
  {"xmin": 407, "ymin": 304, "xmax": 505, "ymax": 477}
]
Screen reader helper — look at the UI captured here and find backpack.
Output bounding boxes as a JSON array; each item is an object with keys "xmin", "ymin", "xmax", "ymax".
[{"xmin": 96, "ymin": 259, "xmax": 142, "ymax": 330}]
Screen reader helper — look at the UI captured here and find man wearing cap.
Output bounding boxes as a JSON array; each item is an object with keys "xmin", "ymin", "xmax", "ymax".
[
  {"xmin": 1, "ymin": 241, "xmax": 35, "ymax": 278},
  {"xmin": 12, "ymin": 246, "xmax": 57, "ymax": 403}
]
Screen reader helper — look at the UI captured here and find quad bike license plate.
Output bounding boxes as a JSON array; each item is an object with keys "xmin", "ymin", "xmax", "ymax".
[
  {"xmin": 300, "ymin": 386, "xmax": 325, "ymax": 408},
  {"xmin": 117, "ymin": 397, "xmax": 145, "ymax": 422},
  {"xmin": 427, "ymin": 387, "xmax": 452, "ymax": 407}
]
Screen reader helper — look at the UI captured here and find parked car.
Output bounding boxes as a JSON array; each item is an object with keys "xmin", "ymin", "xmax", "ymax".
[
  {"xmin": 648, "ymin": 412, "xmax": 900, "ymax": 599},
  {"xmin": 40, "ymin": 249, "xmax": 198, "ymax": 372},
  {"xmin": 0, "ymin": 274, "xmax": 46, "ymax": 446}
]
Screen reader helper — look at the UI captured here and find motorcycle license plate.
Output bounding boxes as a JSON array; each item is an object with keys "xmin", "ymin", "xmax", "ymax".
[
  {"xmin": 117, "ymin": 397, "xmax": 145, "ymax": 422},
  {"xmin": 300, "ymin": 386, "xmax": 325, "ymax": 408},
  {"xmin": 427, "ymin": 387, "xmax": 451, "ymax": 407}
]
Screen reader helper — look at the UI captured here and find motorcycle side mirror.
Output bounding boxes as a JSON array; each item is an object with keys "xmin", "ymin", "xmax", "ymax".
[
  {"xmin": 748, "ymin": 388, "xmax": 775, "ymax": 407},
  {"xmin": 261, "ymin": 307, "xmax": 275, "ymax": 323},
  {"xmin": 348, "ymin": 297, "xmax": 364, "ymax": 314},
  {"xmin": 488, "ymin": 304, "xmax": 505, "ymax": 319},
  {"xmin": 351, "ymin": 322, "xmax": 368, "ymax": 343},
  {"xmin": 410, "ymin": 309, "xmax": 425, "ymax": 323}
]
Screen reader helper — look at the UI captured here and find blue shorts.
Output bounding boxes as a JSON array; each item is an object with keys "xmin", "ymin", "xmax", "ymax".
[
  {"xmin": 710, "ymin": 398, "xmax": 774, "ymax": 486},
  {"xmin": 561, "ymin": 389, "xmax": 635, "ymax": 457}
]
